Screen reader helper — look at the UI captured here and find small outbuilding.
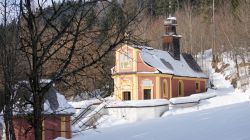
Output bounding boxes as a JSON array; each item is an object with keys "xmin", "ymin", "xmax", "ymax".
[{"xmin": 0, "ymin": 85, "xmax": 75, "ymax": 140}]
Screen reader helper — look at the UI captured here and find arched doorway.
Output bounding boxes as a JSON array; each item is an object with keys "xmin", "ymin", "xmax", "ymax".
[{"xmin": 178, "ymin": 80, "xmax": 184, "ymax": 96}]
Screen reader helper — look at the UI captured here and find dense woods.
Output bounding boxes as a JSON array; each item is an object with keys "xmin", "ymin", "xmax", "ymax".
[{"xmin": 141, "ymin": 0, "xmax": 249, "ymax": 54}]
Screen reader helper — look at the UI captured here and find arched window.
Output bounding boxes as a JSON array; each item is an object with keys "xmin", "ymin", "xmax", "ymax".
[
  {"xmin": 178, "ymin": 80, "xmax": 184, "ymax": 96},
  {"xmin": 163, "ymin": 80, "xmax": 168, "ymax": 98}
]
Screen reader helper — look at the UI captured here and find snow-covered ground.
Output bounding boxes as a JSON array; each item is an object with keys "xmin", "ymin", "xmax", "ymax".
[
  {"xmin": 63, "ymin": 101, "xmax": 250, "ymax": 140},
  {"xmin": 198, "ymin": 49, "xmax": 250, "ymax": 90},
  {"xmin": 57, "ymin": 49, "xmax": 250, "ymax": 140},
  {"xmin": 69, "ymin": 99, "xmax": 102, "ymax": 114}
]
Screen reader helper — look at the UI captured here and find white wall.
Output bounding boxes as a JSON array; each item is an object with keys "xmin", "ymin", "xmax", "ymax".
[{"xmin": 107, "ymin": 105, "xmax": 169, "ymax": 122}]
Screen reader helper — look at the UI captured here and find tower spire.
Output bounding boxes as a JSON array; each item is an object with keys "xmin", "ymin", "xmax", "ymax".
[{"xmin": 162, "ymin": 17, "xmax": 182, "ymax": 60}]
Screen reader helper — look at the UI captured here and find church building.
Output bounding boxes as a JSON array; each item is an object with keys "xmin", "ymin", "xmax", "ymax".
[{"xmin": 111, "ymin": 17, "xmax": 208, "ymax": 100}]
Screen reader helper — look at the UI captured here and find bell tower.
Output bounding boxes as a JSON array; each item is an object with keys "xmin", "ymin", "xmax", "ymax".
[{"xmin": 162, "ymin": 17, "xmax": 182, "ymax": 60}]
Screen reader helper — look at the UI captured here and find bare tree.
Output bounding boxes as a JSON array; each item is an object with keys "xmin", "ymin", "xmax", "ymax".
[
  {"xmin": 17, "ymin": 0, "xmax": 145, "ymax": 139},
  {"xmin": 0, "ymin": 0, "xmax": 22, "ymax": 139}
]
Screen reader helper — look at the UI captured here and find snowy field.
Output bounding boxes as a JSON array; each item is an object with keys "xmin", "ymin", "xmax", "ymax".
[
  {"xmin": 66, "ymin": 102, "xmax": 250, "ymax": 140},
  {"xmin": 56, "ymin": 49, "xmax": 250, "ymax": 140}
]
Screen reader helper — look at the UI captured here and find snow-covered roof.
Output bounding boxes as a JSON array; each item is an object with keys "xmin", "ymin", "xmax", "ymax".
[
  {"xmin": 131, "ymin": 45, "xmax": 154, "ymax": 50},
  {"xmin": 164, "ymin": 16, "xmax": 177, "ymax": 25},
  {"xmin": 136, "ymin": 46, "xmax": 208, "ymax": 78},
  {"xmin": 167, "ymin": 16, "xmax": 176, "ymax": 20},
  {"xmin": 14, "ymin": 86, "xmax": 75, "ymax": 115},
  {"xmin": 163, "ymin": 34, "xmax": 182, "ymax": 37},
  {"xmin": 169, "ymin": 96, "xmax": 200, "ymax": 104}
]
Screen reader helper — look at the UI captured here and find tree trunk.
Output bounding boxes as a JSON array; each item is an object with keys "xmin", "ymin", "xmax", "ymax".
[
  {"xmin": 2, "ymin": 0, "xmax": 17, "ymax": 139},
  {"xmin": 33, "ymin": 101, "xmax": 43, "ymax": 140},
  {"xmin": 3, "ymin": 89, "xmax": 16, "ymax": 140}
]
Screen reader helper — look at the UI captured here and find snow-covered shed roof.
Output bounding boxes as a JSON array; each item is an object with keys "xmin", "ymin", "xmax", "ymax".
[
  {"xmin": 133, "ymin": 45, "xmax": 208, "ymax": 78},
  {"xmin": 0, "ymin": 81, "xmax": 75, "ymax": 115},
  {"xmin": 12, "ymin": 85, "xmax": 75, "ymax": 115}
]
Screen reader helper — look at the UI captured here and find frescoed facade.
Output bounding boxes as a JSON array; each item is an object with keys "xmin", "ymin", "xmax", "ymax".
[{"xmin": 112, "ymin": 17, "xmax": 208, "ymax": 100}]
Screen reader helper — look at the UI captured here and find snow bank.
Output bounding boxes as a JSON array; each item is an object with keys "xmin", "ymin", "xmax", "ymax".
[
  {"xmin": 107, "ymin": 99, "xmax": 169, "ymax": 107},
  {"xmin": 69, "ymin": 97, "xmax": 114, "ymax": 114},
  {"xmin": 169, "ymin": 96, "xmax": 201, "ymax": 109},
  {"xmin": 65, "ymin": 102, "xmax": 250, "ymax": 140},
  {"xmin": 190, "ymin": 92, "xmax": 216, "ymax": 100},
  {"xmin": 169, "ymin": 96, "xmax": 200, "ymax": 104},
  {"xmin": 107, "ymin": 100, "xmax": 169, "ymax": 122},
  {"xmin": 69, "ymin": 99, "xmax": 102, "ymax": 109},
  {"xmin": 197, "ymin": 49, "xmax": 250, "ymax": 91},
  {"xmin": 56, "ymin": 93, "xmax": 76, "ymax": 114},
  {"xmin": 95, "ymin": 115, "xmax": 130, "ymax": 129},
  {"xmin": 169, "ymin": 90, "xmax": 216, "ymax": 105}
]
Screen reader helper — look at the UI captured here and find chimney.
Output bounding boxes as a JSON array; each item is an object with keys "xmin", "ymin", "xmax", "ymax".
[{"xmin": 162, "ymin": 17, "xmax": 181, "ymax": 60}]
